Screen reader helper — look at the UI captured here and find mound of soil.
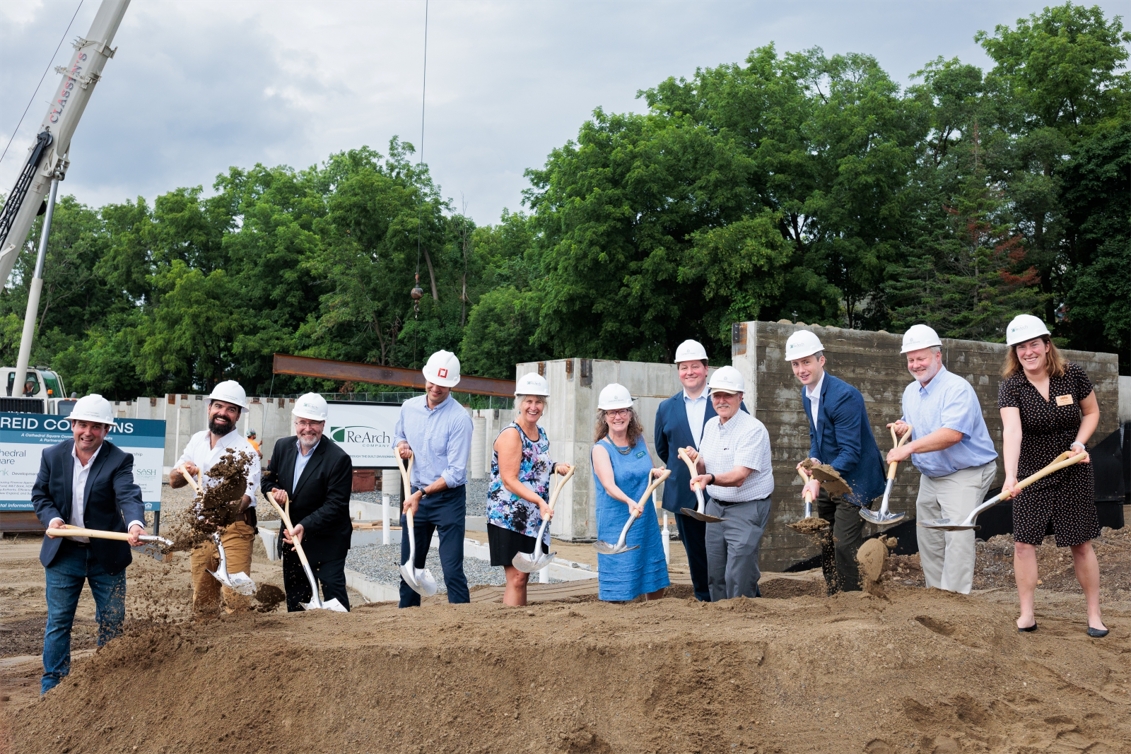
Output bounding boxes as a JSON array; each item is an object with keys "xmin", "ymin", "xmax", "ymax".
[{"xmin": 9, "ymin": 585, "xmax": 1131, "ymax": 754}]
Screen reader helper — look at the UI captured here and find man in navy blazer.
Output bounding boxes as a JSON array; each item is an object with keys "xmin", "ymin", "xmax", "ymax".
[
  {"xmin": 32, "ymin": 394, "xmax": 145, "ymax": 695},
  {"xmin": 654, "ymin": 339, "xmax": 718, "ymax": 601},
  {"xmin": 786, "ymin": 331, "xmax": 886, "ymax": 594}
]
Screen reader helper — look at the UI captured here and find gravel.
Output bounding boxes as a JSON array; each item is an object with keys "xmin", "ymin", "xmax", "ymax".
[
  {"xmin": 351, "ymin": 477, "xmax": 491, "ymax": 517},
  {"xmin": 346, "ymin": 540, "xmax": 506, "ymax": 594}
]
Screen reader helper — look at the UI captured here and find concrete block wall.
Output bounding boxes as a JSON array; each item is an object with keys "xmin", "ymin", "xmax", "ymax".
[{"xmin": 733, "ymin": 320, "xmax": 1122, "ymax": 571}]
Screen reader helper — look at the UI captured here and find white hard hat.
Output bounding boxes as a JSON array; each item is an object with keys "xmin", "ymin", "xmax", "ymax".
[
  {"xmin": 784, "ymin": 330, "xmax": 824, "ymax": 361},
  {"xmin": 707, "ymin": 366, "xmax": 745, "ymax": 394},
  {"xmin": 673, "ymin": 339, "xmax": 709, "ymax": 364},
  {"xmin": 69, "ymin": 394, "xmax": 114, "ymax": 425},
  {"xmin": 515, "ymin": 373, "xmax": 550, "ymax": 397},
  {"xmin": 1005, "ymin": 314, "xmax": 1051, "ymax": 346},
  {"xmin": 292, "ymin": 393, "xmax": 329, "ymax": 421},
  {"xmin": 422, "ymin": 350, "xmax": 461, "ymax": 387},
  {"xmin": 597, "ymin": 383, "xmax": 633, "ymax": 410},
  {"xmin": 900, "ymin": 324, "xmax": 942, "ymax": 354},
  {"xmin": 209, "ymin": 380, "xmax": 248, "ymax": 410}
]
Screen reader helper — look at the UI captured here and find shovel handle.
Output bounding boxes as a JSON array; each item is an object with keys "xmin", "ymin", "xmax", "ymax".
[
  {"xmin": 175, "ymin": 463, "xmax": 202, "ymax": 494},
  {"xmin": 266, "ymin": 492, "xmax": 315, "ymax": 572},
  {"xmin": 396, "ymin": 451, "xmax": 414, "ymax": 497},
  {"xmin": 46, "ymin": 525, "xmax": 133, "ymax": 542},
  {"xmin": 546, "ymin": 465, "xmax": 576, "ymax": 514},
  {"xmin": 1005, "ymin": 451, "xmax": 1086, "ymax": 499},
  {"xmin": 638, "ymin": 468, "xmax": 672, "ymax": 511},
  {"xmin": 886, "ymin": 424, "xmax": 913, "ymax": 480},
  {"xmin": 677, "ymin": 448, "xmax": 701, "ymax": 491},
  {"xmin": 797, "ymin": 467, "xmax": 815, "ymax": 503}
]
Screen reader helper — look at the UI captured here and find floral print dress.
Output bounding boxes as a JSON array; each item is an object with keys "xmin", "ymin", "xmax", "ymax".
[{"xmin": 486, "ymin": 423, "xmax": 553, "ymax": 542}]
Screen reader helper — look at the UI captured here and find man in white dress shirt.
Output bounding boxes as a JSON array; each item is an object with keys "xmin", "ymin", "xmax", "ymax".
[{"xmin": 170, "ymin": 380, "xmax": 261, "ymax": 614}]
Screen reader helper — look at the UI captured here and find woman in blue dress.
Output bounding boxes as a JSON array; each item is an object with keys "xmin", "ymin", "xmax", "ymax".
[
  {"xmin": 591, "ymin": 383, "xmax": 670, "ymax": 602},
  {"xmin": 486, "ymin": 373, "xmax": 572, "ymax": 606}
]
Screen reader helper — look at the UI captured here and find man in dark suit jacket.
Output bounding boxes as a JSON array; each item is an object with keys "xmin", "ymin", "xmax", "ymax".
[
  {"xmin": 786, "ymin": 330, "xmax": 886, "ymax": 593},
  {"xmin": 654, "ymin": 340, "xmax": 719, "ymax": 602},
  {"xmin": 262, "ymin": 393, "xmax": 353, "ymax": 611},
  {"xmin": 32, "ymin": 394, "xmax": 145, "ymax": 695}
]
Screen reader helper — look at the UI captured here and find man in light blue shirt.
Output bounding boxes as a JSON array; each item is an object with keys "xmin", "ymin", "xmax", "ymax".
[
  {"xmin": 393, "ymin": 350, "xmax": 474, "ymax": 607},
  {"xmin": 887, "ymin": 325, "xmax": 997, "ymax": 594}
]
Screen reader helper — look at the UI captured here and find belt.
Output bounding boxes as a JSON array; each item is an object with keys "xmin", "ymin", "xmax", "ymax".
[
  {"xmin": 714, "ymin": 496, "xmax": 770, "ymax": 507},
  {"xmin": 61, "ymin": 538, "xmax": 90, "ymax": 548}
]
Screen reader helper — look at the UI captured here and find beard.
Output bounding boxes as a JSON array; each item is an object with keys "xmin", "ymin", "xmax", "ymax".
[{"xmin": 209, "ymin": 415, "xmax": 235, "ymax": 435}]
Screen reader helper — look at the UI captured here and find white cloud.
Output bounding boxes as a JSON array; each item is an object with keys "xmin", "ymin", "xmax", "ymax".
[{"xmin": 2, "ymin": 0, "xmax": 1127, "ymax": 225}]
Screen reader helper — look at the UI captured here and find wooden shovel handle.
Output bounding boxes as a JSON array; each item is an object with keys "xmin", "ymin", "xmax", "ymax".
[
  {"xmin": 46, "ymin": 525, "xmax": 132, "ymax": 542},
  {"xmin": 635, "ymin": 468, "xmax": 672, "ymax": 514},
  {"xmin": 546, "ymin": 465, "xmax": 576, "ymax": 513},
  {"xmin": 175, "ymin": 463, "xmax": 202, "ymax": 494},
  {"xmin": 396, "ymin": 451, "xmax": 414, "ymax": 495},
  {"xmin": 797, "ymin": 467, "xmax": 815, "ymax": 503},
  {"xmin": 266, "ymin": 491, "xmax": 314, "ymax": 571},
  {"xmin": 887, "ymin": 424, "xmax": 913, "ymax": 479},
  {"xmin": 1011, "ymin": 451, "xmax": 1086, "ymax": 496},
  {"xmin": 677, "ymin": 448, "xmax": 701, "ymax": 491}
]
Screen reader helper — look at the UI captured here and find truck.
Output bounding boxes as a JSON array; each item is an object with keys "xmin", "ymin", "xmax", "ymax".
[{"xmin": 0, "ymin": 366, "xmax": 74, "ymax": 414}]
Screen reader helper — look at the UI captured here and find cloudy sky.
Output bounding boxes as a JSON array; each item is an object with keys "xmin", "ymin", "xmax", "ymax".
[{"xmin": 1, "ymin": 0, "xmax": 1126, "ymax": 226}]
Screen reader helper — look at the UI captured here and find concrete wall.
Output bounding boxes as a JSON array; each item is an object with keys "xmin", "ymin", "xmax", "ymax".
[
  {"xmin": 1120, "ymin": 376, "xmax": 1131, "ymax": 424},
  {"xmin": 733, "ymin": 320, "xmax": 1122, "ymax": 571}
]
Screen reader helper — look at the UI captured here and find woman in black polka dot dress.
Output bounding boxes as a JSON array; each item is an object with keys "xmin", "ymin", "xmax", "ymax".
[{"xmin": 998, "ymin": 315, "xmax": 1106, "ymax": 637}]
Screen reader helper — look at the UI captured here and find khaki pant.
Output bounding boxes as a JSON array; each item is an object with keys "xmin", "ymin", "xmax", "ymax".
[
  {"xmin": 915, "ymin": 462, "xmax": 996, "ymax": 594},
  {"xmin": 190, "ymin": 521, "xmax": 255, "ymax": 614}
]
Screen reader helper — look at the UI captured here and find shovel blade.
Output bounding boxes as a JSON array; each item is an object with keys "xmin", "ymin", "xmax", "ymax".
[
  {"xmin": 302, "ymin": 597, "xmax": 348, "ymax": 613},
  {"xmin": 680, "ymin": 508, "xmax": 723, "ymax": 523},
  {"xmin": 208, "ymin": 569, "xmax": 257, "ymax": 596},
  {"xmin": 859, "ymin": 509, "xmax": 906, "ymax": 526},
  {"xmin": 400, "ymin": 562, "xmax": 439, "ymax": 597},
  {"xmin": 512, "ymin": 549, "xmax": 556, "ymax": 574},
  {"xmin": 594, "ymin": 541, "xmax": 639, "ymax": 555}
]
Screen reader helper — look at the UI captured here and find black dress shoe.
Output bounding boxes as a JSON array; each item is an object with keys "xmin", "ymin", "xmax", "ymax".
[
  {"xmin": 1087, "ymin": 627, "xmax": 1109, "ymax": 638},
  {"xmin": 1017, "ymin": 623, "xmax": 1038, "ymax": 633}
]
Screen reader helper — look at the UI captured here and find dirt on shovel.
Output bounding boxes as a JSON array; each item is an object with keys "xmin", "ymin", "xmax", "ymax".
[{"xmin": 799, "ymin": 459, "xmax": 852, "ymax": 497}]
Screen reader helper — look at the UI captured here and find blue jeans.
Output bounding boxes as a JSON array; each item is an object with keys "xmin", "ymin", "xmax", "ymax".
[
  {"xmin": 399, "ymin": 485, "xmax": 468, "ymax": 607},
  {"xmin": 42, "ymin": 542, "xmax": 126, "ymax": 695}
]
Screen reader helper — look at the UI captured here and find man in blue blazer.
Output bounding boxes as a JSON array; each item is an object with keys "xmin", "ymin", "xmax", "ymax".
[
  {"xmin": 786, "ymin": 331, "xmax": 886, "ymax": 594},
  {"xmin": 32, "ymin": 394, "xmax": 145, "ymax": 695},
  {"xmin": 654, "ymin": 339, "xmax": 717, "ymax": 601}
]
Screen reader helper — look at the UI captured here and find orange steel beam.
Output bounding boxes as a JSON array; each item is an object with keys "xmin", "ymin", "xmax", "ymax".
[{"xmin": 272, "ymin": 354, "xmax": 516, "ymax": 398}]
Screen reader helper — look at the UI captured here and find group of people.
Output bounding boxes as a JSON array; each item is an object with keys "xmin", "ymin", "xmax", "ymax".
[{"xmin": 31, "ymin": 314, "xmax": 1108, "ymax": 695}]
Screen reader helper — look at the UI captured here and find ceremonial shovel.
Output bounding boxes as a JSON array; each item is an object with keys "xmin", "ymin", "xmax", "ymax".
[
  {"xmin": 595, "ymin": 468, "xmax": 671, "ymax": 555},
  {"xmin": 397, "ymin": 452, "xmax": 439, "ymax": 597},
  {"xmin": 265, "ymin": 491, "xmax": 347, "ymax": 612},
  {"xmin": 787, "ymin": 466, "xmax": 829, "ymax": 532},
  {"xmin": 860, "ymin": 425, "xmax": 912, "ymax": 527},
  {"xmin": 676, "ymin": 448, "xmax": 722, "ymax": 523},
  {"xmin": 919, "ymin": 451, "xmax": 1087, "ymax": 531},
  {"xmin": 46, "ymin": 525, "xmax": 173, "ymax": 560},
  {"xmin": 512, "ymin": 466, "xmax": 575, "ymax": 574},
  {"xmin": 176, "ymin": 463, "xmax": 256, "ymax": 595}
]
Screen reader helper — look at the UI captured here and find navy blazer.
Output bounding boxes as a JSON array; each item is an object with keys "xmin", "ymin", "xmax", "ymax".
[
  {"xmin": 32, "ymin": 440, "xmax": 145, "ymax": 572},
  {"xmin": 653, "ymin": 391, "xmax": 722, "ymax": 514},
  {"xmin": 802, "ymin": 373, "xmax": 886, "ymax": 506},
  {"xmin": 262, "ymin": 436, "xmax": 353, "ymax": 562}
]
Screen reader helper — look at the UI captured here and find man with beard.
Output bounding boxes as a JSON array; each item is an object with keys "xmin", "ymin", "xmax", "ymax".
[
  {"xmin": 394, "ymin": 350, "xmax": 474, "ymax": 608},
  {"xmin": 262, "ymin": 393, "xmax": 353, "ymax": 611},
  {"xmin": 887, "ymin": 325, "xmax": 997, "ymax": 594},
  {"xmin": 171, "ymin": 381, "xmax": 261, "ymax": 614}
]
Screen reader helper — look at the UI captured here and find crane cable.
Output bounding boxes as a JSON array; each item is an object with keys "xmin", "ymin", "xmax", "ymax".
[{"xmin": 0, "ymin": 0, "xmax": 85, "ymax": 171}]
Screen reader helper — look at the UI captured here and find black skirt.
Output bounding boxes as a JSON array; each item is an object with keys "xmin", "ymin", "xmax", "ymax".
[{"xmin": 488, "ymin": 523, "xmax": 548, "ymax": 567}]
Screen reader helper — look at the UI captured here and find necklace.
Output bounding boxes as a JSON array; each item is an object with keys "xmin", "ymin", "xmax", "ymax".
[{"xmin": 609, "ymin": 438, "xmax": 631, "ymax": 455}]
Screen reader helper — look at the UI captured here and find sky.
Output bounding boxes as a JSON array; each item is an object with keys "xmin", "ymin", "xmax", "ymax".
[{"xmin": 1, "ymin": 0, "xmax": 1127, "ymax": 227}]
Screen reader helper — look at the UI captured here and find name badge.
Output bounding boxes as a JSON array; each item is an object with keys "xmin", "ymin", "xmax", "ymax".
[{"xmin": 1055, "ymin": 394, "xmax": 1073, "ymax": 407}]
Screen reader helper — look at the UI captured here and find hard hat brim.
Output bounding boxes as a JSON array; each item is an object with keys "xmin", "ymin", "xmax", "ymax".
[{"xmin": 423, "ymin": 366, "xmax": 460, "ymax": 388}]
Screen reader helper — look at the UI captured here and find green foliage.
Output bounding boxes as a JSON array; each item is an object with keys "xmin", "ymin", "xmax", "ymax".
[{"xmin": 3, "ymin": 3, "xmax": 1128, "ymax": 399}]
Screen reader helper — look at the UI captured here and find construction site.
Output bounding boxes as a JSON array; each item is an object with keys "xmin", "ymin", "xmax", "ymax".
[{"xmin": 3, "ymin": 0, "xmax": 1131, "ymax": 752}]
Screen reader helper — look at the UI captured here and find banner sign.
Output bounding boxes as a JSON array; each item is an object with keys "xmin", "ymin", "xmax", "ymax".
[
  {"xmin": 326, "ymin": 403, "xmax": 401, "ymax": 468},
  {"xmin": 0, "ymin": 413, "xmax": 166, "ymax": 512}
]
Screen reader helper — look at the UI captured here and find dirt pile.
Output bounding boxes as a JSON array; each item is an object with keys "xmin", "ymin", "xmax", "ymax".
[
  {"xmin": 163, "ymin": 448, "xmax": 254, "ymax": 551},
  {"xmin": 8, "ymin": 584, "xmax": 1131, "ymax": 754}
]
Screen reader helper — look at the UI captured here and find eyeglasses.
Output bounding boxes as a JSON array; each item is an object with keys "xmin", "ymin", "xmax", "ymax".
[
  {"xmin": 295, "ymin": 420, "xmax": 325, "ymax": 429},
  {"xmin": 604, "ymin": 409, "xmax": 632, "ymax": 418}
]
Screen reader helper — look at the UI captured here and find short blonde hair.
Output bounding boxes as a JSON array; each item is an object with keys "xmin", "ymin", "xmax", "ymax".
[{"xmin": 514, "ymin": 394, "xmax": 548, "ymax": 419}]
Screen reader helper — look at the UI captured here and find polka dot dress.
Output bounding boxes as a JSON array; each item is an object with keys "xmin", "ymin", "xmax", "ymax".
[{"xmin": 998, "ymin": 361, "xmax": 1099, "ymax": 547}]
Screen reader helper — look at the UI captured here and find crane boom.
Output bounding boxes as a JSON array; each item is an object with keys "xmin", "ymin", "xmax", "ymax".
[{"xmin": 0, "ymin": 0, "xmax": 131, "ymax": 288}]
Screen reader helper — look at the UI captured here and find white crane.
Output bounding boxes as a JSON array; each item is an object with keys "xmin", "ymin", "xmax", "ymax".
[{"xmin": 0, "ymin": 0, "xmax": 131, "ymax": 396}]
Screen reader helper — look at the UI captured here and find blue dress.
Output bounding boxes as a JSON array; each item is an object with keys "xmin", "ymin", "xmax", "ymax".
[{"xmin": 593, "ymin": 437, "xmax": 670, "ymax": 601}]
